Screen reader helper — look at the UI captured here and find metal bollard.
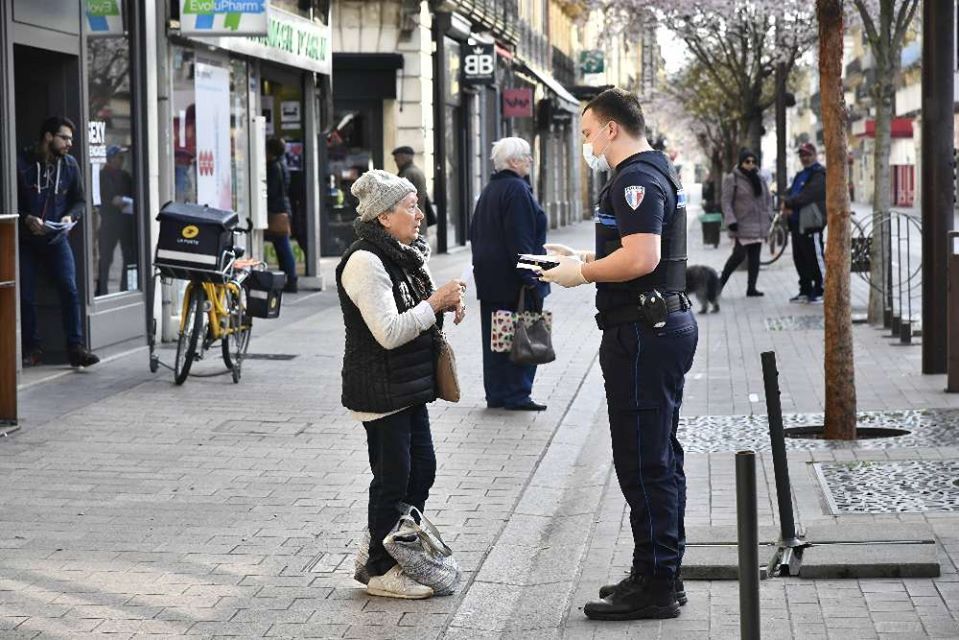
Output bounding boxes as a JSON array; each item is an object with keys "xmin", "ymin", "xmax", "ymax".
[{"xmin": 737, "ymin": 451, "xmax": 761, "ymax": 640}]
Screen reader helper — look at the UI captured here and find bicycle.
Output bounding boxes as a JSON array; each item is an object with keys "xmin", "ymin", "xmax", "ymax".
[
  {"xmin": 172, "ymin": 255, "xmax": 261, "ymax": 384},
  {"xmin": 761, "ymin": 208, "xmax": 790, "ymax": 265}
]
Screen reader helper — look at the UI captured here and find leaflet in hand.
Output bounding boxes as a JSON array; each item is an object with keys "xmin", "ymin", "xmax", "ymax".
[
  {"xmin": 42, "ymin": 219, "xmax": 77, "ymax": 233},
  {"xmin": 517, "ymin": 254, "xmax": 560, "ymax": 271}
]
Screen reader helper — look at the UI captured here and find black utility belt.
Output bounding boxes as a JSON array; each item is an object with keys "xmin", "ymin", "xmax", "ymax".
[{"xmin": 595, "ymin": 290, "xmax": 691, "ymax": 331}]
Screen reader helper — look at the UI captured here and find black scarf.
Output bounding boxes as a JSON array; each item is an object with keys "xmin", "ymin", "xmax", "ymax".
[
  {"xmin": 741, "ymin": 166, "xmax": 764, "ymax": 197},
  {"xmin": 353, "ymin": 218, "xmax": 435, "ymax": 302}
]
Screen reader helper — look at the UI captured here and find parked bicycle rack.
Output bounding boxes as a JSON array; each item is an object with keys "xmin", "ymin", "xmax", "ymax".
[{"xmin": 851, "ymin": 210, "xmax": 922, "ymax": 345}]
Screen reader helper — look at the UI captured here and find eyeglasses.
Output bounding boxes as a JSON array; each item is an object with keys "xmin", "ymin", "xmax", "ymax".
[
  {"xmin": 741, "ymin": 159, "xmax": 756, "ymax": 165},
  {"xmin": 55, "ymin": 134, "xmax": 73, "ymax": 142}
]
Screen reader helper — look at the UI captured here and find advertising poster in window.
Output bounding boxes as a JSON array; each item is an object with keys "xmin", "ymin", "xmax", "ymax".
[{"xmin": 194, "ymin": 61, "xmax": 233, "ymax": 210}]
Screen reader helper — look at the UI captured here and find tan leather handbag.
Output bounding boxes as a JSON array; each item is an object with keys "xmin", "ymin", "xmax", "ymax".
[
  {"xmin": 434, "ymin": 331, "xmax": 460, "ymax": 402},
  {"xmin": 266, "ymin": 212, "xmax": 291, "ymax": 237}
]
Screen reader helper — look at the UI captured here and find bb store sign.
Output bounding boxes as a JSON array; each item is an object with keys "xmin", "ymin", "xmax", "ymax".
[{"xmin": 462, "ymin": 43, "xmax": 496, "ymax": 86}]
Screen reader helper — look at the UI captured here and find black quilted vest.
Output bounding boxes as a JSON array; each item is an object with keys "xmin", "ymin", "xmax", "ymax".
[{"xmin": 336, "ymin": 238, "xmax": 437, "ymax": 413}]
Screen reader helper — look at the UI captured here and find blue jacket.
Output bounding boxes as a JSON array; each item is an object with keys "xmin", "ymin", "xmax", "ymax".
[
  {"xmin": 17, "ymin": 147, "xmax": 85, "ymax": 244},
  {"xmin": 470, "ymin": 170, "xmax": 550, "ymax": 303}
]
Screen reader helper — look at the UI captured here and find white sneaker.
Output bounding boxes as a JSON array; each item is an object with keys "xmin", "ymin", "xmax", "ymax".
[{"xmin": 366, "ymin": 565, "xmax": 433, "ymax": 599}]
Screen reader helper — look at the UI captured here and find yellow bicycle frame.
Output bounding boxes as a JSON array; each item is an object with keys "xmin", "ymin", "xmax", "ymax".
[{"xmin": 179, "ymin": 280, "xmax": 244, "ymax": 340}]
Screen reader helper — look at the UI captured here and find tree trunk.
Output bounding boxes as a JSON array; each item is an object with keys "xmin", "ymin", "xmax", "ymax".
[
  {"xmin": 868, "ymin": 77, "xmax": 896, "ymax": 324},
  {"xmin": 743, "ymin": 111, "xmax": 764, "ymax": 159},
  {"xmin": 818, "ymin": 0, "xmax": 858, "ymax": 439}
]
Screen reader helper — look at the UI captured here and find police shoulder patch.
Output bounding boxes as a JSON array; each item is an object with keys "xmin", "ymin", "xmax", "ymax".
[{"xmin": 624, "ymin": 185, "xmax": 646, "ymax": 210}]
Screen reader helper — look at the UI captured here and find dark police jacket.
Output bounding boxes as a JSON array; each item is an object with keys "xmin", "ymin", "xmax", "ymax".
[
  {"xmin": 17, "ymin": 147, "xmax": 85, "ymax": 244},
  {"xmin": 595, "ymin": 151, "xmax": 688, "ymax": 313},
  {"xmin": 335, "ymin": 239, "xmax": 437, "ymax": 414},
  {"xmin": 469, "ymin": 170, "xmax": 550, "ymax": 304}
]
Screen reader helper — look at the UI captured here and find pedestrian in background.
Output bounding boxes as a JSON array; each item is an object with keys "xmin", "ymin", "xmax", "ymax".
[
  {"xmin": 783, "ymin": 142, "xmax": 826, "ymax": 304},
  {"xmin": 17, "ymin": 115, "xmax": 99, "ymax": 368},
  {"xmin": 265, "ymin": 137, "xmax": 298, "ymax": 293},
  {"xmin": 336, "ymin": 169, "xmax": 466, "ymax": 600},
  {"xmin": 719, "ymin": 149, "xmax": 771, "ymax": 297},
  {"xmin": 469, "ymin": 137, "xmax": 550, "ymax": 412},
  {"xmin": 96, "ymin": 144, "xmax": 135, "ymax": 296},
  {"xmin": 392, "ymin": 145, "xmax": 435, "ymax": 226},
  {"xmin": 539, "ymin": 88, "xmax": 696, "ymax": 620}
]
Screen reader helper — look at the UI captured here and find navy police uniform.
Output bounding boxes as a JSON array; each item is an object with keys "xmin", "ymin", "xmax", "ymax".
[{"xmin": 594, "ymin": 151, "xmax": 698, "ymax": 579}]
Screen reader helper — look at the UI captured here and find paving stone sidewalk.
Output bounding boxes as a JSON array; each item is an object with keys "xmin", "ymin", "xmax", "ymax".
[{"xmin": 2, "ymin": 209, "xmax": 958, "ymax": 639}]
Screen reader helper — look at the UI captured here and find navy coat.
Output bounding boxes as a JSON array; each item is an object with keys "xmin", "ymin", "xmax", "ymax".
[{"xmin": 470, "ymin": 170, "xmax": 550, "ymax": 304}]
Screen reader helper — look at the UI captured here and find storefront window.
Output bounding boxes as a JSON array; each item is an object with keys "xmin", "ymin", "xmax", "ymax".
[
  {"xmin": 324, "ymin": 105, "xmax": 375, "ymax": 255},
  {"xmin": 172, "ymin": 47, "xmax": 247, "ymax": 216},
  {"xmin": 86, "ymin": 0, "xmax": 139, "ymax": 297}
]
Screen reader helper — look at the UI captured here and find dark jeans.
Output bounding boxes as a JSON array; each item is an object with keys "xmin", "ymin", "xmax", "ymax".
[
  {"xmin": 363, "ymin": 404, "xmax": 436, "ymax": 577},
  {"xmin": 720, "ymin": 240, "xmax": 762, "ymax": 292},
  {"xmin": 20, "ymin": 236, "xmax": 84, "ymax": 350},
  {"xmin": 599, "ymin": 310, "xmax": 698, "ymax": 578},
  {"xmin": 479, "ymin": 293, "xmax": 543, "ymax": 408},
  {"xmin": 96, "ymin": 211, "xmax": 136, "ymax": 295},
  {"xmin": 271, "ymin": 235, "xmax": 297, "ymax": 287},
  {"xmin": 790, "ymin": 230, "xmax": 824, "ymax": 296}
]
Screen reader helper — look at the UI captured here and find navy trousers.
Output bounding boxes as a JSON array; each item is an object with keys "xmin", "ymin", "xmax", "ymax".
[
  {"xmin": 479, "ymin": 294, "xmax": 543, "ymax": 408},
  {"xmin": 270, "ymin": 235, "xmax": 298, "ymax": 288},
  {"xmin": 790, "ymin": 230, "xmax": 824, "ymax": 296},
  {"xmin": 599, "ymin": 310, "xmax": 698, "ymax": 578},
  {"xmin": 363, "ymin": 404, "xmax": 436, "ymax": 576},
  {"xmin": 19, "ymin": 235, "xmax": 84, "ymax": 350}
]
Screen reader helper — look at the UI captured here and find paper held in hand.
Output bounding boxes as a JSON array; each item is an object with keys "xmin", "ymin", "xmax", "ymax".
[{"xmin": 516, "ymin": 254, "xmax": 560, "ymax": 271}]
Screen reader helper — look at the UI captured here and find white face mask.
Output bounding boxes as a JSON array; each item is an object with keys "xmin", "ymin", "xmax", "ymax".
[{"xmin": 583, "ymin": 126, "xmax": 612, "ymax": 173}]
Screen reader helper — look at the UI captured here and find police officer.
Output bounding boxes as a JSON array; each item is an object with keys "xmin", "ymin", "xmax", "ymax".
[{"xmin": 539, "ymin": 88, "xmax": 698, "ymax": 620}]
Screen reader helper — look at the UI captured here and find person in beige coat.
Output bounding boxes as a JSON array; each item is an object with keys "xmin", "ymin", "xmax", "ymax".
[{"xmin": 719, "ymin": 150, "xmax": 772, "ymax": 296}]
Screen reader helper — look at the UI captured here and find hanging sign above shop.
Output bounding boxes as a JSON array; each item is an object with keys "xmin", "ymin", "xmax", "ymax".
[
  {"xmin": 86, "ymin": 0, "xmax": 124, "ymax": 36},
  {"xmin": 188, "ymin": 6, "xmax": 331, "ymax": 75},
  {"xmin": 503, "ymin": 88, "xmax": 534, "ymax": 118},
  {"xmin": 462, "ymin": 43, "xmax": 496, "ymax": 86},
  {"xmin": 179, "ymin": 0, "xmax": 269, "ymax": 36}
]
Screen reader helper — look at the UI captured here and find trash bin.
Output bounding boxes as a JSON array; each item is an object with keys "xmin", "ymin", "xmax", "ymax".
[{"xmin": 700, "ymin": 212, "xmax": 723, "ymax": 248}]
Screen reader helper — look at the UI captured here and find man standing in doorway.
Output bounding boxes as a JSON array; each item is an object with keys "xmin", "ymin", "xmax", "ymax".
[
  {"xmin": 17, "ymin": 116, "xmax": 99, "ymax": 368},
  {"xmin": 392, "ymin": 146, "xmax": 435, "ymax": 226},
  {"xmin": 539, "ymin": 88, "xmax": 697, "ymax": 620},
  {"xmin": 783, "ymin": 142, "xmax": 826, "ymax": 304}
]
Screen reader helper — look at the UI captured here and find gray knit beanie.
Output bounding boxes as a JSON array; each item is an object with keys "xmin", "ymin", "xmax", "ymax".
[{"xmin": 351, "ymin": 169, "xmax": 417, "ymax": 222}]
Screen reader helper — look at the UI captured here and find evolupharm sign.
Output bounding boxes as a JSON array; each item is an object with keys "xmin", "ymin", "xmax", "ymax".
[
  {"xmin": 188, "ymin": 6, "xmax": 331, "ymax": 75},
  {"xmin": 180, "ymin": 0, "xmax": 269, "ymax": 36},
  {"xmin": 86, "ymin": 0, "xmax": 123, "ymax": 36}
]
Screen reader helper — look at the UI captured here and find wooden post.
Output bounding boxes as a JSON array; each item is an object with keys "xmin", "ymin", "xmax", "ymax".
[{"xmin": 0, "ymin": 214, "xmax": 18, "ymax": 426}]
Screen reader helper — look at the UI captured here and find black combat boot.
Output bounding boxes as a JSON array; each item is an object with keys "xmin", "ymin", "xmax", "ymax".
[
  {"xmin": 598, "ymin": 568, "xmax": 687, "ymax": 605},
  {"xmin": 584, "ymin": 573, "xmax": 680, "ymax": 621}
]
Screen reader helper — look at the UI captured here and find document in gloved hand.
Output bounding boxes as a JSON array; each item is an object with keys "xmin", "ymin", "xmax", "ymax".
[{"xmin": 516, "ymin": 254, "xmax": 560, "ymax": 271}]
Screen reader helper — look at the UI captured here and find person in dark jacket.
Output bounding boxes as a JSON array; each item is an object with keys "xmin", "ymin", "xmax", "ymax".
[
  {"xmin": 392, "ymin": 145, "xmax": 435, "ymax": 226},
  {"xmin": 469, "ymin": 137, "xmax": 550, "ymax": 411},
  {"xmin": 720, "ymin": 150, "xmax": 772, "ymax": 296},
  {"xmin": 783, "ymin": 142, "xmax": 826, "ymax": 303},
  {"xmin": 17, "ymin": 115, "xmax": 99, "ymax": 368},
  {"xmin": 265, "ymin": 137, "xmax": 297, "ymax": 292},
  {"xmin": 337, "ymin": 169, "xmax": 466, "ymax": 599},
  {"xmin": 96, "ymin": 145, "xmax": 136, "ymax": 296}
]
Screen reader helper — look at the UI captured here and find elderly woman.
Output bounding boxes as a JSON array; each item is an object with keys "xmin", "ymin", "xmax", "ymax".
[
  {"xmin": 469, "ymin": 137, "xmax": 550, "ymax": 411},
  {"xmin": 719, "ymin": 149, "xmax": 772, "ymax": 297},
  {"xmin": 337, "ymin": 170, "xmax": 466, "ymax": 599}
]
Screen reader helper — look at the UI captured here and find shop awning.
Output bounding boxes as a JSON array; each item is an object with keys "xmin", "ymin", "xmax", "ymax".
[{"xmin": 516, "ymin": 62, "xmax": 579, "ymax": 112}]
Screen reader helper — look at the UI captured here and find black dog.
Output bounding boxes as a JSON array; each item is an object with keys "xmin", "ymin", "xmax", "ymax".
[{"xmin": 686, "ymin": 265, "xmax": 721, "ymax": 313}]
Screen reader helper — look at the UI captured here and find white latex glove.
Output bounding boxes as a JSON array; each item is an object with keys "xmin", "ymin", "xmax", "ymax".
[
  {"xmin": 538, "ymin": 255, "xmax": 587, "ymax": 288},
  {"xmin": 544, "ymin": 243, "xmax": 594, "ymax": 263}
]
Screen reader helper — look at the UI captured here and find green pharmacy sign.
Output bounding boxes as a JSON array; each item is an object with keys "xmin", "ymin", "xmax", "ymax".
[
  {"xmin": 580, "ymin": 50, "xmax": 605, "ymax": 74},
  {"xmin": 180, "ymin": 0, "xmax": 269, "ymax": 36}
]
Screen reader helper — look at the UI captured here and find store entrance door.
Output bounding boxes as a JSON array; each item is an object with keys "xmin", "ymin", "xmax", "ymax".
[{"xmin": 13, "ymin": 44, "xmax": 84, "ymax": 364}]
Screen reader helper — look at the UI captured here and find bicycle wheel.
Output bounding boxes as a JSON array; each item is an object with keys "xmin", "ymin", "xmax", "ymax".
[
  {"xmin": 221, "ymin": 285, "xmax": 252, "ymax": 382},
  {"xmin": 174, "ymin": 285, "xmax": 206, "ymax": 385},
  {"xmin": 761, "ymin": 224, "xmax": 789, "ymax": 265}
]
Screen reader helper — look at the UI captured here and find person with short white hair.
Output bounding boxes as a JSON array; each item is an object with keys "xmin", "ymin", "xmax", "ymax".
[
  {"xmin": 469, "ymin": 137, "xmax": 550, "ymax": 411},
  {"xmin": 490, "ymin": 137, "xmax": 532, "ymax": 172}
]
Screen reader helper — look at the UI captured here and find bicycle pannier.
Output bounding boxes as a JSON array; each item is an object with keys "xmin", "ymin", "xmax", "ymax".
[
  {"xmin": 155, "ymin": 201, "xmax": 238, "ymax": 282},
  {"xmin": 246, "ymin": 270, "xmax": 286, "ymax": 319}
]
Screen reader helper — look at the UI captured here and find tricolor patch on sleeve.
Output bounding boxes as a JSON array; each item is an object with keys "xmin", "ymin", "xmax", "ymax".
[{"xmin": 624, "ymin": 186, "xmax": 645, "ymax": 210}]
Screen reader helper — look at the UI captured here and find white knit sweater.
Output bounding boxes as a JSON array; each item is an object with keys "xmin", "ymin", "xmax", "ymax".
[{"xmin": 340, "ymin": 249, "xmax": 437, "ymax": 422}]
